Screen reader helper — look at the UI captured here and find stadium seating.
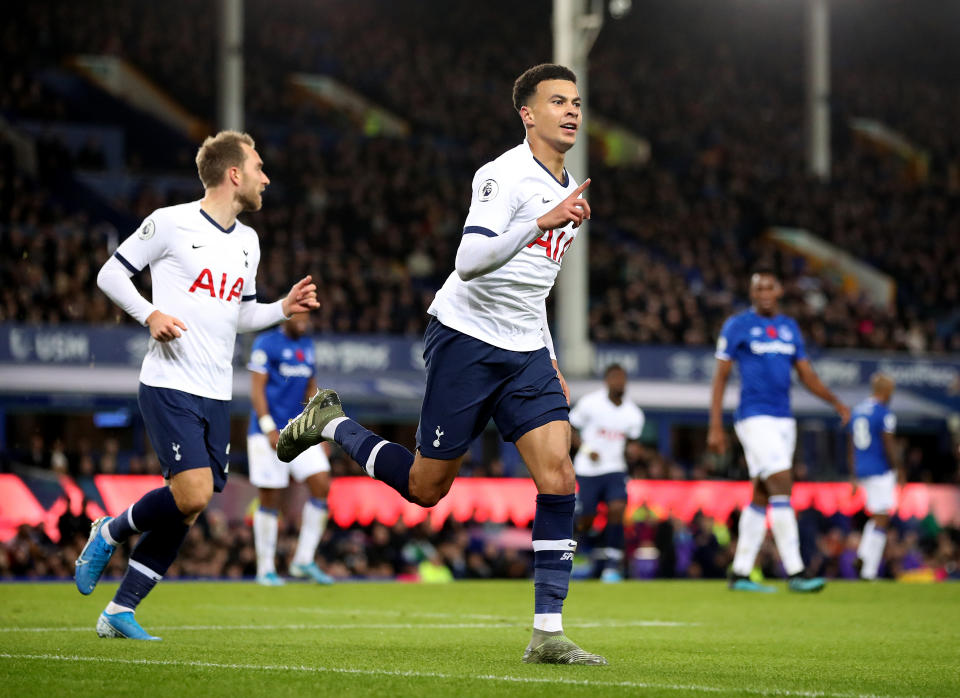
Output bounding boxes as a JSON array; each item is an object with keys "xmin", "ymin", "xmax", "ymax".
[{"xmin": 2, "ymin": 0, "xmax": 959, "ymax": 350}]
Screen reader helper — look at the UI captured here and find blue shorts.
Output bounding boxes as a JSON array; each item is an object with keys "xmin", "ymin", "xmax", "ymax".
[
  {"xmin": 138, "ymin": 384, "xmax": 231, "ymax": 492},
  {"xmin": 576, "ymin": 472, "xmax": 629, "ymax": 518},
  {"xmin": 416, "ymin": 318, "xmax": 569, "ymax": 459}
]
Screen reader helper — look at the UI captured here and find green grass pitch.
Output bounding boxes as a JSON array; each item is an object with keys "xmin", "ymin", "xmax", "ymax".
[{"xmin": 0, "ymin": 580, "xmax": 957, "ymax": 697}]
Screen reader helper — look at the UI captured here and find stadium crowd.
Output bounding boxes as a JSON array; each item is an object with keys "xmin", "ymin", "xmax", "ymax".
[
  {"xmin": 2, "ymin": 0, "xmax": 959, "ymax": 352},
  {"xmin": 3, "ymin": 492, "xmax": 958, "ymax": 584},
  {"xmin": 2, "ymin": 0, "xmax": 959, "ymax": 582}
]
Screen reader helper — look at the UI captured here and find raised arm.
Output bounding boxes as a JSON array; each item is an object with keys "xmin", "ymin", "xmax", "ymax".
[
  {"xmin": 455, "ymin": 179, "xmax": 591, "ymax": 281},
  {"xmin": 237, "ymin": 275, "xmax": 318, "ymax": 334}
]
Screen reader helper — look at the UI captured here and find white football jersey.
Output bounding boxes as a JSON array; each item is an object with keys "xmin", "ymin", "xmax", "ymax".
[
  {"xmin": 113, "ymin": 200, "xmax": 262, "ymax": 400},
  {"xmin": 569, "ymin": 389, "xmax": 644, "ymax": 476},
  {"xmin": 428, "ymin": 140, "xmax": 581, "ymax": 351}
]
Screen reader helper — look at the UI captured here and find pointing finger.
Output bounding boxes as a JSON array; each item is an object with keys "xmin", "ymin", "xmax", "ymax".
[{"xmin": 566, "ymin": 178, "xmax": 591, "ymax": 200}]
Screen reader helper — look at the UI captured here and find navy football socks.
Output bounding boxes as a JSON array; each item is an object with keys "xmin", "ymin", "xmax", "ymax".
[
  {"xmin": 113, "ymin": 522, "xmax": 191, "ymax": 610},
  {"xmin": 606, "ymin": 522, "xmax": 625, "ymax": 565},
  {"xmin": 107, "ymin": 487, "xmax": 183, "ymax": 543},
  {"xmin": 334, "ymin": 420, "xmax": 414, "ymax": 501},
  {"xmin": 532, "ymin": 493, "xmax": 577, "ymax": 614}
]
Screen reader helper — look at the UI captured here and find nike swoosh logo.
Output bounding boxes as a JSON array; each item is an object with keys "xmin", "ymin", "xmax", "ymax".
[
  {"xmin": 542, "ymin": 197, "xmax": 553, "ymax": 204},
  {"xmin": 192, "ymin": 244, "xmax": 206, "ymax": 249}
]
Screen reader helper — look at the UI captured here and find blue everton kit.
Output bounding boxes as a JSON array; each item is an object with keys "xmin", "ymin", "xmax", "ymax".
[
  {"xmin": 716, "ymin": 310, "xmax": 806, "ymax": 421},
  {"xmin": 247, "ymin": 328, "xmax": 316, "ymax": 435},
  {"xmin": 850, "ymin": 398, "xmax": 895, "ymax": 478}
]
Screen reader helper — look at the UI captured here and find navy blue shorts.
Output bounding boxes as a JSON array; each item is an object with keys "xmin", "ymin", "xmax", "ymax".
[
  {"xmin": 138, "ymin": 384, "xmax": 231, "ymax": 492},
  {"xmin": 416, "ymin": 318, "xmax": 569, "ymax": 459},
  {"xmin": 576, "ymin": 472, "xmax": 629, "ymax": 518}
]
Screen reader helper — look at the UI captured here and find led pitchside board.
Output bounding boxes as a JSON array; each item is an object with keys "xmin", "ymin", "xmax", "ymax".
[{"xmin": 2, "ymin": 475, "xmax": 957, "ymax": 543}]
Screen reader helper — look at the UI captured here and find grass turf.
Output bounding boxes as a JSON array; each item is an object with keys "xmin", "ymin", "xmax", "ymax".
[{"xmin": 0, "ymin": 579, "xmax": 957, "ymax": 697}]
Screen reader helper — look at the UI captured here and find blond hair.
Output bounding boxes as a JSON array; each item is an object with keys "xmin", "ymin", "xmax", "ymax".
[{"xmin": 195, "ymin": 130, "xmax": 255, "ymax": 189}]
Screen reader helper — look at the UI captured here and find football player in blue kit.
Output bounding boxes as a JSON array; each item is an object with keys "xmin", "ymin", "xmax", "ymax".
[
  {"xmin": 278, "ymin": 64, "xmax": 606, "ymax": 665},
  {"xmin": 708, "ymin": 268, "xmax": 850, "ymax": 593},
  {"xmin": 848, "ymin": 373, "xmax": 902, "ymax": 580},
  {"xmin": 247, "ymin": 312, "xmax": 333, "ymax": 586}
]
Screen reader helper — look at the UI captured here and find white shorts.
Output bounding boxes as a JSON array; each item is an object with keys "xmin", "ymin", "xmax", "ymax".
[
  {"xmin": 247, "ymin": 433, "xmax": 330, "ymax": 489},
  {"xmin": 859, "ymin": 471, "xmax": 896, "ymax": 514},
  {"xmin": 734, "ymin": 416, "xmax": 797, "ymax": 480}
]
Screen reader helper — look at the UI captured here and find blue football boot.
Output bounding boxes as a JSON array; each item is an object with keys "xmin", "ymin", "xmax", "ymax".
[
  {"xmin": 96, "ymin": 611, "xmax": 161, "ymax": 640},
  {"xmin": 290, "ymin": 561, "xmax": 334, "ymax": 585},
  {"xmin": 788, "ymin": 575, "xmax": 826, "ymax": 593},
  {"xmin": 256, "ymin": 571, "xmax": 286, "ymax": 586},
  {"xmin": 729, "ymin": 575, "xmax": 776, "ymax": 593},
  {"xmin": 600, "ymin": 568, "xmax": 624, "ymax": 583},
  {"xmin": 75, "ymin": 516, "xmax": 117, "ymax": 595}
]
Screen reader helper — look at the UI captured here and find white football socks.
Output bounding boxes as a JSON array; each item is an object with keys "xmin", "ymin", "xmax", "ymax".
[
  {"xmin": 769, "ymin": 496, "xmax": 805, "ymax": 576},
  {"xmin": 533, "ymin": 613, "xmax": 563, "ymax": 633},
  {"xmin": 253, "ymin": 507, "xmax": 279, "ymax": 576},
  {"xmin": 732, "ymin": 504, "xmax": 767, "ymax": 577},
  {"xmin": 292, "ymin": 499, "xmax": 328, "ymax": 567},
  {"xmin": 858, "ymin": 520, "xmax": 887, "ymax": 580}
]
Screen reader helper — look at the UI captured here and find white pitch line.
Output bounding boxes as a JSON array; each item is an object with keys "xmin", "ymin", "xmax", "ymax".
[
  {"xmin": 0, "ymin": 620, "xmax": 694, "ymax": 633},
  {"xmin": 0, "ymin": 652, "xmax": 912, "ymax": 698},
  {"xmin": 209, "ymin": 604, "xmax": 698, "ymax": 626}
]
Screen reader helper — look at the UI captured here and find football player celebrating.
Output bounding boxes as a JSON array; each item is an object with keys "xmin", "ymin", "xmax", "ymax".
[
  {"xmin": 278, "ymin": 64, "xmax": 606, "ymax": 665},
  {"xmin": 78, "ymin": 131, "xmax": 318, "ymax": 639}
]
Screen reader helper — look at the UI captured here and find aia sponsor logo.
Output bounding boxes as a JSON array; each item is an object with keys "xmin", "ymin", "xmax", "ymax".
[
  {"xmin": 189, "ymin": 269, "xmax": 244, "ymax": 301},
  {"xmin": 526, "ymin": 228, "xmax": 574, "ymax": 263}
]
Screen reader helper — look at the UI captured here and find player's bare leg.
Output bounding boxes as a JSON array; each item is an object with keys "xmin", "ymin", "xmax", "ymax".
[
  {"xmin": 407, "ymin": 453, "xmax": 464, "ymax": 507},
  {"xmin": 518, "ymin": 420, "xmax": 607, "ymax": 665}
]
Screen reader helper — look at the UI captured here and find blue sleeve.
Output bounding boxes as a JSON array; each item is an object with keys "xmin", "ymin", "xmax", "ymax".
[
  {"xmin": 247, "ymin": 333, "xmax": 274, "ymax": 373},
  {"xmin": 792, "ymin": 319, "xmax": 807, "ymax": 361},
  {"xmin": 716, "ymin": 317, "xmax": 738, "ymax": 361}
]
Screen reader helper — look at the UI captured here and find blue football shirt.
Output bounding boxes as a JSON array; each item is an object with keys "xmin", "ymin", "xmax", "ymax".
[
  {"xmin": 247, "ymin": 328, "xmax": 315, "ymax": 435},
  {"xmin": 716, "ymin": 309, "xmax": 806, "ymax": 421},
  {"xmin": 849, "ymin": 398, "xmax": 896, "ymax": 477}
]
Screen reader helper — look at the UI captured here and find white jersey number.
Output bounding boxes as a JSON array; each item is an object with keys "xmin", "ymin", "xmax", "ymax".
[{"xmin": 852, "ymin": 416, "xmax": 872, "ymax": 450}]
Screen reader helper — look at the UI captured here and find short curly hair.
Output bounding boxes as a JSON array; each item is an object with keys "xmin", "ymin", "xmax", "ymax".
[{"xmin": 512, "ymin": 64, "xmax": 577, "ymax": 113}]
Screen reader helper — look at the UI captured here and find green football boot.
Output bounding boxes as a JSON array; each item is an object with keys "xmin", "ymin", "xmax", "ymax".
[
  {"xmin": 522, "ymin": 630, "xmax": 608, "ymax": 665},
  {"xmin": 276, "ymin": 389, "xmax": 344, "ymax": 463}
]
